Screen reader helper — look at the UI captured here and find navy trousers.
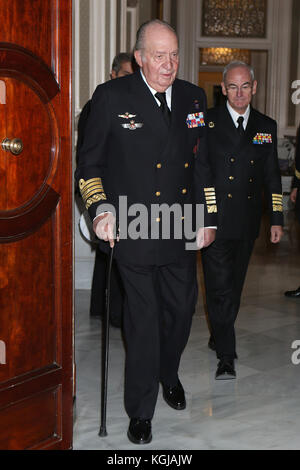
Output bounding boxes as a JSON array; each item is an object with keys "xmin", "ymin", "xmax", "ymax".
[{"xmin": 117, "ymin": 256, "xmax": 197, "ymax": 420}]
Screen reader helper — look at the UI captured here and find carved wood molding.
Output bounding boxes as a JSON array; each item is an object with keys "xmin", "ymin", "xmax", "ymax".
[
  {"xmin": 0, "ymin": 42, "xmax": 60, "ymax": 103},
  {"xmin": 0, "ymin": 186, "xmax": 60, "ymax": 242}
]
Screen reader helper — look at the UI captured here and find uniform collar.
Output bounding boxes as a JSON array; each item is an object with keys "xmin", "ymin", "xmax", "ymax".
[
  {"xmin": 140, "ymin": 70, "xmax": 172, "ymax": 109},
  {"xmin": 226, "ymin": 101, "xmax": 250, "ymax": 129}
]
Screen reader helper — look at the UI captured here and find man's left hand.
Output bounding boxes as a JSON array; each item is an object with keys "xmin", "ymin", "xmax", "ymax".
[
  {"xmin": 196, "ymin": 227, "xmax": 216, "ymax": 249},
  {"xmin": 270, "ymin": 225, "xmax": 283, "ymax": 244}
]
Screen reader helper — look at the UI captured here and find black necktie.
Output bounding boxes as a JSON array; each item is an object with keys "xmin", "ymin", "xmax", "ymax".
[
  {"xmin": 237, "ymin": 116, "xmax": 245, "ymax": 137},
  {"xmin": 155, "ymin": 92, "xmax": 171, "ymax": 126}
]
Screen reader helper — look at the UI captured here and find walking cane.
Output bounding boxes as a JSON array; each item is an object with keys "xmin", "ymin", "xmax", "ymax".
[{"xmin": 99, "ymin": 242, "xmax": 114, "ymax": 437}]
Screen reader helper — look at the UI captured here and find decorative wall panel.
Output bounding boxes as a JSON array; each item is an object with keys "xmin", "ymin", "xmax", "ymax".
[
  {"xmin": 200, "ymin": 47, "xmax": 251, "ymax": 65},
  {"xmin": 202, "ymin": 0, "xmax": 267, "ymax": 38}
]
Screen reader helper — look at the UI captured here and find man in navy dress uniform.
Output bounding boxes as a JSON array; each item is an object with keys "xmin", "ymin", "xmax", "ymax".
[
  {"xmin": 76, "ymin": 20, "xmax": 217, "ymax": 444},
  {"xmin": 202, "ymin": 61, "xmax": 283, "ymax": 380}
]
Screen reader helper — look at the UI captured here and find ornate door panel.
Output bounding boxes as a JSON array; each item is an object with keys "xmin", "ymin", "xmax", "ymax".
[{"xmin": 0, "ymin": 0, "xmax": 73, "ymax": 450}]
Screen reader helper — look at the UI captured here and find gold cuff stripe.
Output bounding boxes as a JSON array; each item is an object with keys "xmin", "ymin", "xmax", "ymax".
[
  {"xmin": 204, "ymin": 188, "xmax": 217, "ymax": 212},
  {"xmin": 79, "ymin": 177, "xmax": 103, "ymax": 189},
  {"xmin": 81, "ymin": 184, "xmax": 104, "ymax": 200},
  {"xmin": 272, "ymin": 195, "xmax": 283, "ymax": 211},
  {"xmin": 204, "ymin": 188, "xmax": 217, "ymax": 210},
  {"xmin": 80, "ymin": 179, "xmax": 104, "ymax": 193},
  {"xmin": 295, "ymin": 169, "xmax": 300, "ymax": 180},
  {"xmin": 79, "ymin": 177, "xmax": 102, "ymax": 185},
  {"xmin": 79, "ymin": 178, "xmax": 107, "ymax": 209}
]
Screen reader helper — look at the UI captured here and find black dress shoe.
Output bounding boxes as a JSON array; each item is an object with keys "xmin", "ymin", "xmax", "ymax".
[
  {"xmin": 215, "ymin": 359, "xmax": 236, "ymax": 380},
  {"xmin": 162, "ymin": 379, "xmax": 186, "ymax": 410},
  {"xmin": 284, "ymin": 287, "xmax": 300, "ymax": 298},
  {"xmin": 127, "ymin": 418, "xmax": 152, "ymax": 445}
]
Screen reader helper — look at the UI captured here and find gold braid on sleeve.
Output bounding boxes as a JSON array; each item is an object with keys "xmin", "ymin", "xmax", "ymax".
[
  {"xmin": 79, "ymin": 178, "xmax": 107, "ymax": 209},
  {"xmin": 204, "ymin": 187, "xmax": 217, "ymax": 213},
  {"xmin": 272, "ymin": 193, "xmax": 283, "ymax": 212}
]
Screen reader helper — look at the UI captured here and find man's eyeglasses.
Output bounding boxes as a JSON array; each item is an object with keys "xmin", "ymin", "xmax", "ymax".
[{"xmin": 226, "ymin": 83, "xmax": 252, "ymax": 93}]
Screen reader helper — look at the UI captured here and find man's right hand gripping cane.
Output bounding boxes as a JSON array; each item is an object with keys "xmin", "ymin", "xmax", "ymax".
[{"xmin": 93, "ymin": 213, "xmax": 117, "ymax": 248}]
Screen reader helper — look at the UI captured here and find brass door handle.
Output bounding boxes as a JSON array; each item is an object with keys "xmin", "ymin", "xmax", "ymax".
[{"xmin": 2, "ymin": 138, "xmax": 23, "ymax": 155}]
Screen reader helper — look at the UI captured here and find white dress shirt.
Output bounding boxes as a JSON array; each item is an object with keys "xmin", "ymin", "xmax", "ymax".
[
  {"xmin": 226, "ymin": 101, "xmax": 250, "ymax": 129},
  {"xmin": 140, "ymin": 70, "xmax": 172, "ymax": 109}
]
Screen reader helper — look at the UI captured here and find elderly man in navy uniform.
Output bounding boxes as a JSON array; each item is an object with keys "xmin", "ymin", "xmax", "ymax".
[
  {"xmin": 202, "ymin": 61, "xmax": 283, "ymax": 380},
  {"xmin": 75, "ymin": 19, "xmax": 217, "ymax": 444}
]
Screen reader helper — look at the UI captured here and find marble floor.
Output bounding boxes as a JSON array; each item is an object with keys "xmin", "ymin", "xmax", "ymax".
[{"xmin": 73, "ymin": 226, "xmax": 300, "ymax": 450}]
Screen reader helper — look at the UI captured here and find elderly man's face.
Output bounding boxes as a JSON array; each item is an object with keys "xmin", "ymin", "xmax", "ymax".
[
  {"xmin": 221, "ymin": 66, "xmax": 257, "ymax": 114},
  {"xmin": 134, "ymin": 25, "xmax": 179, "ymax": 92}
]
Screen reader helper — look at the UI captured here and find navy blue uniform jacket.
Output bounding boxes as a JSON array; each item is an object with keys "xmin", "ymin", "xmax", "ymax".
[
  {"xmin": 75, "ymin": 71, "xmax": 217, "ymax": 265},
  {"xmin": 206, "ymin": 105, "xmax": 283, "ymax": 240}
]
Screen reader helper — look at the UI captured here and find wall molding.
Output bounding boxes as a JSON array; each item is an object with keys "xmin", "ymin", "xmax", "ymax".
[
  {"xmin": 176, "ymin": 0, "xmax": 297, "ymax": 136},
  {"xmin": 74, "ymin": 0, "xmax": 139, "ymax": 289}
]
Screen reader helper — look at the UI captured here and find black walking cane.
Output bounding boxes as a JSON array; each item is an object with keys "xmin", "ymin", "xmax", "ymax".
[{"xmin": 99, "ymin": 242, "xmax": 114, "ymax": 437}]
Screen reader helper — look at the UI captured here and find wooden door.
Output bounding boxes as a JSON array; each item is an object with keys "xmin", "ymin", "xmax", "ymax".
[{"xmin": 0, "ymin": 0, "xmax": 73, "ymax": 450}]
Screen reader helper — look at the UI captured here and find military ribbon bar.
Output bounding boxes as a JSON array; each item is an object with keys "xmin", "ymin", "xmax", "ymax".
[
  {"xmin": 253, "ymin": 133, "xmax": 272, "ymax": 144},
  {"xmin": 186, "ymin": 112, "xmax": 205, "ymax": 129}
]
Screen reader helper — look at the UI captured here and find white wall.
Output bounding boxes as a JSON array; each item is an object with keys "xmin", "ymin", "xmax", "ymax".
[{"xmin": 74, "ymin": 0, "xmax": 140, "ymax": 289}]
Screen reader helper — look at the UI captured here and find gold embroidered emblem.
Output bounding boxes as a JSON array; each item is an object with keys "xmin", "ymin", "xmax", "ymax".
[
  {"xmin": 208, "ymin": 121, "xmax": 215, "ymax": 128},
  {"xmin": 207, "ymin": 205, "xmax": 217, "ymax": 214},
  {"xmin": 204, "ymin": 188, "xmax": 217, "ymax": 213}
]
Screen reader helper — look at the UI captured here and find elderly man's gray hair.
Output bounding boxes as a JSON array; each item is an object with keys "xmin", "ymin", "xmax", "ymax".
[
  {"xmin": 223, "ymin": 61, "xmax": 255, "ymax": 83},
  {"xmin": 134, "ymin": 19, "xmax": 178, "ymax": 52}
]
